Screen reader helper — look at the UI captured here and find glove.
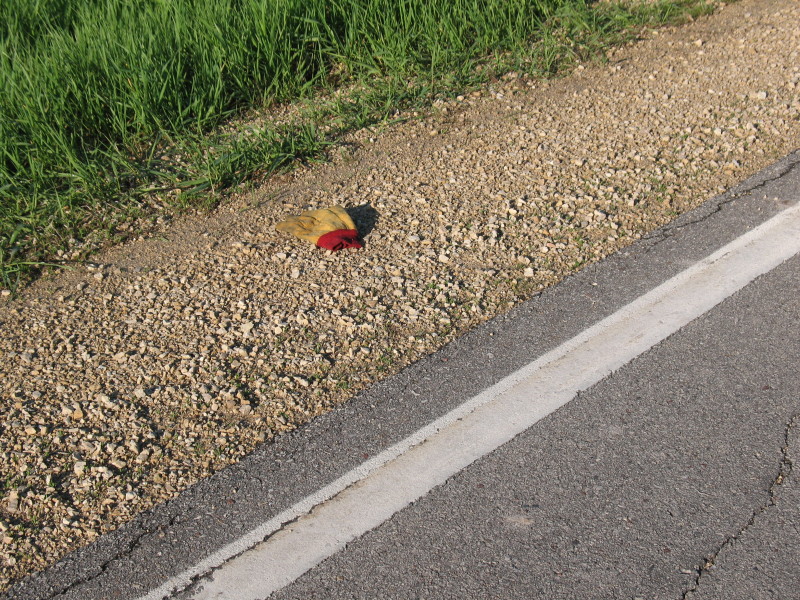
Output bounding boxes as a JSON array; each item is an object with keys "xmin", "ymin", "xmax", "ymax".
[{"xmin": 275, "ymin": 205, "xmax": 362, "ymax": 251}]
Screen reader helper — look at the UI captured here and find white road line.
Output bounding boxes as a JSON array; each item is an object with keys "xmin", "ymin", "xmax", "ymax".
[{"xmin": 143, "ymin": 202, "xmax": 800, "ymax": 600}]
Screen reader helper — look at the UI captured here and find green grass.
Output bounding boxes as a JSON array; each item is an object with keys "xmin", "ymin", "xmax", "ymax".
[{"xmin": 0, "ymin": 0, "xmax": 718, "ymax": 289}]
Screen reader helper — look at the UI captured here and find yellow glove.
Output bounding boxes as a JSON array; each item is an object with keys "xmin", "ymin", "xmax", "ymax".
[{"xmin": 275, "ymin": 206, "xmax": 362, "ymax": 251}]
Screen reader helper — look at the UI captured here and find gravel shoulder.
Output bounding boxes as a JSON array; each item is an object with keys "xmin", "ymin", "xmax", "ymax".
[{"xmin": 1, "ymin": 0, "xmax": 799, "ymax": 591}]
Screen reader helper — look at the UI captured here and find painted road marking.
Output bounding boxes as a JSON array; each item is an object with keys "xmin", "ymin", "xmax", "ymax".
[{"xmin": 143, "ymin": 201, "xmax": 800, "ymax": 600}]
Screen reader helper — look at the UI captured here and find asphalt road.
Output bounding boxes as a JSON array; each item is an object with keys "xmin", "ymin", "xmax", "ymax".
[
  {"xmin": 6, "ymin": 152, "xmax": 799, "ymax": 600},
  {"xmin": 268, "ymin": 205, "xmax": 800, "ymax": 600}
]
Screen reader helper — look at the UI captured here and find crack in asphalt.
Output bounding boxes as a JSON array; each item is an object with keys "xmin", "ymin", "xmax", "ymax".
[
  {"xmin": 643, "ymin": 152, "xmax": 800, "ymax": 251},
  {"xmin": 681, "ymin": 414, "xmax": 798, "ymax": 599},
  {"xmin": 40, "ymin": 513, "xmax": 180, "ymax": 600}
]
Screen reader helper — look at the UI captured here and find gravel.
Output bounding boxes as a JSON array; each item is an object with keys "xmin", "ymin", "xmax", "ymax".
[{"xmin": 1, "ymin": 0, "xmax": 799, "ymax": 591}]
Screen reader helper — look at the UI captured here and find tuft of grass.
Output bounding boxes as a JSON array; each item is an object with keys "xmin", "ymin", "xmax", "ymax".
[{"xmin": 0, "ymin": 0, "xmax": 721, "ymax": 289}]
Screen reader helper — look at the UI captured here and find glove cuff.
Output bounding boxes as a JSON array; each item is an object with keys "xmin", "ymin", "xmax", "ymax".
[{"xmin": 316, "ymin": 229, "xmax": 362, "ymax": 252}]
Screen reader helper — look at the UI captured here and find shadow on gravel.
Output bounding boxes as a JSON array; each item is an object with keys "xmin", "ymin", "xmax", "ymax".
[{"xmin": 347, "ymin": 204, "xmax": 380, "ymax": 244}]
